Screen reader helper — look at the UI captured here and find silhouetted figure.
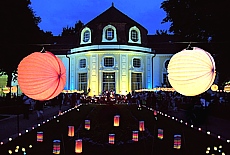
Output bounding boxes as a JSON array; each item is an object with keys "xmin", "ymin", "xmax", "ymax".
[
  {"xmin": 35, "ymin": 100, "xmax": 45, "ymax": 120},
  {"xmin": 22, "ymin": 95, "xmax": 32, "ymax": 119}
]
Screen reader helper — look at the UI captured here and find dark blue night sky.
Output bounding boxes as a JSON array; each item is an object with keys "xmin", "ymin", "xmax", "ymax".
[{"xmin": 30, "ymin": 0, "xmax": 170, "ymax": 36}]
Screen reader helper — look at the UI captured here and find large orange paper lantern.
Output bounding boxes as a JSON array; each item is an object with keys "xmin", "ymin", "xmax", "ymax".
[
  {"xmin": 167, "ymin": 47, "xmax": 216, "ymax": 96},
  {"xmin": 18, "ymin": 51, "xmax": 66, "ymax": 100}
]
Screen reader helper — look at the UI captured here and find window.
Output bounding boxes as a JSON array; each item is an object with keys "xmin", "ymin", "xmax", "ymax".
[
  {"xmin": 79, "ymin": 59, "xmax": 86, "ymax": 68},
  {"xmin": 83, "ymin": 30, "xmax": 90, "ymax": 42},
  {"xmin": 131, "ymin": 73, "xmax": 142, "ymax": 91},
  {"xmin": 80, "ymin": 27, "xmax": 91, "ymax": 45},
  {"xmin": 103, "ymin": 72, "xmax": 115, "ymax": 92},
  {"xmin": 165, "ymin": 60, "xmax": 170, "ymax": 70},
  {"xmin": 128, "ymin": 26, "xmax": 141, "ymax": 44},
  {"xmin": 102, "ymin": 25, "xmax": 117, "ymax": 42},
  {"xmin": 78, "ymin": 73, "xmax": 87, "ymax": 93},
  {"xmin": 131, "ymin": 30, "xmax": 138, "ymax": 42},
  {"xmin": 162, "ymin": 73, "xmax": 170, "ymax": 87},
  {"xmin": 106, "ymin": 28, "xmax": 114, "ymax": 40},
  {"xmin": 133, "ymin": 58, "xmax": 141, "ymax": 68},
  {"xmin": 104, "ymin": 57, "xmax": 114, "ymax": 67}
]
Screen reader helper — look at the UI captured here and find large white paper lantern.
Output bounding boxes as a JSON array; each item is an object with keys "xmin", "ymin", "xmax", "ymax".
[{"xmin": 167, "ymin": 47, "xmax": 216, "ymax": 96}]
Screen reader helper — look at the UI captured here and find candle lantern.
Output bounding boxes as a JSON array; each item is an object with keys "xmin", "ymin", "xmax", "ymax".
[
  {"xmin": 68, "ymin": 126, "xmax": 74, "ymax": 137},
  {"xmin": 114, "ymin": 115, "xmax": 120, "ymax": 127},
  {"xmin": 85, "ymin": 120, "xmax": 90, "ymax": 130},
  {"xmin": 109, "ymin": 134, "xmax": 115, "ymax": 144},
  {"xmin": 53, "ymin": 140, "xmax": 61, "ymax": 154},
  {"xmin": 75, "ymin": 139, "xmax": 82, "ymax": 153},
  {"xmin": 37, "ymin": 131, "xmax": 43, "ymax": 142},
  {"xmin": 139, "ymin": 121, "xmax": 145, "ymax": 131},
  {"xmin": 132, "ymin": 131, "xmax": 138, "ymax": 141},
  {"xmin": 158, "ymin": 129, "xmax": 163, "ymax": 139},
  {"xmin": 167, "ymin": 47, "xmax": 216, "ymax": 96},
  {"xmin": 18, "ymin": 51, "xmax": 66, "ymax": 101},
  {"xmin": 173, "ymin": 134, "xmax": 181, "ymax": 149},
  {"xmin": 154, "ymin": 110, "xmax": 157, "ymax": 116}
]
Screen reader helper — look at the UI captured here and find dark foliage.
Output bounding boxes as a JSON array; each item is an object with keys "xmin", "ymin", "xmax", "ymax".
[
  {"xmin": 160, "ymin": 0, "xmax": 230, "ymax": 85},
  {"xmin": 0, "ymin": 0, "xmax": 47, "ymax": 98}
]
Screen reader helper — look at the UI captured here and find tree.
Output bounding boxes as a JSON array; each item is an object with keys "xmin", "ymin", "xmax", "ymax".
[
  {"xmin": 61, "ymin": 20, "xmax": 84, "ymax": 36},
  {"xmin": 156, "ymin": 30, "xmax": 169, "ymax": 35},
  {"xmin": 160, "ymin": 0, "xmax": 230, "ymax": 85},
  {"xmin": 0, "ymin": 0, "xmax": 45, "ymax": 98}
]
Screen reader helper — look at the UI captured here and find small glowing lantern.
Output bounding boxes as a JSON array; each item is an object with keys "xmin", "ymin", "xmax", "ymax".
[
  {"xmin": 158, "ymin": 129, "xmax": 163, "ymax": 139},
  {"xmin": 154, "ymin": 110, "xmax": 157, "ymax": 116},
  {"xmin": 132, "ymin": 131, "xmax": 138, "ymax": 141},
  {"xmin": 167, "ymin": 47, "xmax": 216, "ymax": 96},
  {"xmin": 68, "ymin": 126, "xmax": 74, "ymax": 137},
  {"xmin": 109, "ymin": 134, "xmax": 115, "ymax": 144},
  {"xmin": 53, "ymin": 140, "xmax": 61, "ymax": 154},
  {"xmin": 85, "ymin": 120, "xmax": 90, "ymax": 130},
  {"xmin": 114, "ymin": 115, "xmax": 120, "ymax": 127},
  {"xmin": 174, "ymin": 134, "xmax": 181, "ymax": 149},
  {"xmin": 75, "ymin": 139, "xmax": 82, "ymax": 153},
  {"xmin": 211, "ymin": 84, "xmax": 218, "ymax": 91},
  {"xmin": 139, "ymin": 121, "xmax": 145, "ymax": 131},
  {"xmin": 18, "ymin": 51, "xmax": 66, "ymax": 101},
  {"xmin": 37, "ymin": 131, "xmax": 43, "ymax": 142}
]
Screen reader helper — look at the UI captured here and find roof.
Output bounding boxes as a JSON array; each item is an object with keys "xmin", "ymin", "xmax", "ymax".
[
  {"xmin": 44, "ymin": 36, "xmax": 78, "ymax": 55},
  {"xmin": 147, "ymin": 35, "xmax": 185, "ymax": 54},
  {"xmin": 86, "ymin": 4, "xmax": 147, "ymax": 33}
]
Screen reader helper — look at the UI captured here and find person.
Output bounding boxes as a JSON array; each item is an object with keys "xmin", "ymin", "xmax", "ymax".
[
  {"xmin": 35, "ymin": 100, "xmax": 45, "ymax": 120},
  {"xmin": 71, "ymin": 93, "xmax": 77, "ymax": 108},
  {"xmin": 76, "ymin": 93, "xmax": 81, "ymax": 106},
  {"xmin": 58, "ymin": 93, "xmax": 64, "ymax": 111},
  {"xmin": 22, "ymin": 95, "xmax": 32, "ymax": 119},
  {"xmin": 126, "ymin": 92, "xmax": 132, "ymax": 105}
]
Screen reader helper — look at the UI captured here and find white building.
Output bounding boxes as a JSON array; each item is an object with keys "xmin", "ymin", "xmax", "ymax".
[{"xmin": 48, "ymin": 4, "xmax": 184, "ymax": 96}]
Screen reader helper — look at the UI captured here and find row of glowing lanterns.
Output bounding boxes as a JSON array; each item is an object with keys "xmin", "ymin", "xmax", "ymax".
[
  {"xmin": 143, "ymin": 105, "xmax": 230, "ymax": 153},
  {"xmin": 4, "ymin": 105, "xmax": 81, "ymax": 154}
]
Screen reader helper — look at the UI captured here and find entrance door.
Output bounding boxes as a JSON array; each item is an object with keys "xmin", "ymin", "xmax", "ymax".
[{"xmin": 103, "ymin": 72, "xmax": 115, "ymax": 92}]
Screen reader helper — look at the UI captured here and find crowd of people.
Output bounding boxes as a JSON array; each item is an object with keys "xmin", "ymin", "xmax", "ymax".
[{"xmin": 20, "ymin": 90, "xmax": 229, "ymax": 124}]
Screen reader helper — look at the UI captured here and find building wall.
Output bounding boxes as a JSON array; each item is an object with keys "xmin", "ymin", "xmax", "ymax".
[{"xmin": 56, "ymin": 47, "xmax": 159, "ymax": 96}]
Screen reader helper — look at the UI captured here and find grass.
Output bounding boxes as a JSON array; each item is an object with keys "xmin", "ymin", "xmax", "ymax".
[{"xmin": 0, "ymin": 104, "xmax": 230, "ymax": 155}]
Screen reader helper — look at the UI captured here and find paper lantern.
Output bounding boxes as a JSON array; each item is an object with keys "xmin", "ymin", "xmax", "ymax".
[
  {"xmin": 139, "ymin": 121, "xmax": 145, "ymax": 131},
  {"xmin": 109, "ymin": 134, "xmax": 115, "ymax": 144},
  {"xmin": 53, "ymin": 140, "xmax": 61, "ymax": 154},
  {"xmin": 158, "ymin": 129, "xmax": 163, "ymax": 139},
  {"xmin": 37, "ymin": 131, "xmax": 43, "ymax": 142},
  {"xmin": 114, "ymin": 115, "xmax": 120, "ymax": 127},
  {"xmin": 85, "ymin": 120, "xmax": 90, "ymax": 130},
  {"xmin": 68, "ymin": 126, "xmax": 74, "ymax": 137},
  {"xmin": 18, "ymin": 51, "xmax": 66, "ymax": 100},
  {"xmin": 167, "ymin": 47, "xmax": 216, "ymax": 96},
  {"xmin": 211, "ymin": 84, "xmax": 218, "ymax": 91},
  {"xmin": 75, "ymin": 139, "xmax": 82, "ymax": 153},
  {"xmin": 132, "ymin": 131, "xmax": 138, "ymax": 141},
  {"xmin": 174, "ymin": 134, "xmax": 181, "ymax": 149}
]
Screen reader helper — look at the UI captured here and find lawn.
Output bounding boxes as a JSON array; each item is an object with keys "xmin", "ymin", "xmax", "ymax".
[{"xmin": 0, "ymin": 104, "xmax": 229, "ymax": 155}]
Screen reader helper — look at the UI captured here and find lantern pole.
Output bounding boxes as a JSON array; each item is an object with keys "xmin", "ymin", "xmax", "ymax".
[{"xmin": 66, "ymin": 51, "xmax": 70, "ymax": 90}]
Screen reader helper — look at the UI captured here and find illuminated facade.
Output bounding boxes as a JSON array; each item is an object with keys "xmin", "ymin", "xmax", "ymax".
[{"xmin": 55, "ymin": 5, "xmax": 174, "ymax": 96}]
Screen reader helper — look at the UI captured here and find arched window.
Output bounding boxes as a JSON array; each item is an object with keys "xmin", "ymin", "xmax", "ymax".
[
  {"xmin": 128, "ymin": 26, "xmax": 141, "ymax": 44},
  {"xmin": 102, "ymin": 25, "xmax": 117, "ymax": 42},
  {"xmin": 80, "ymin": 27, "xmax": 91, "ymax": 45}
]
